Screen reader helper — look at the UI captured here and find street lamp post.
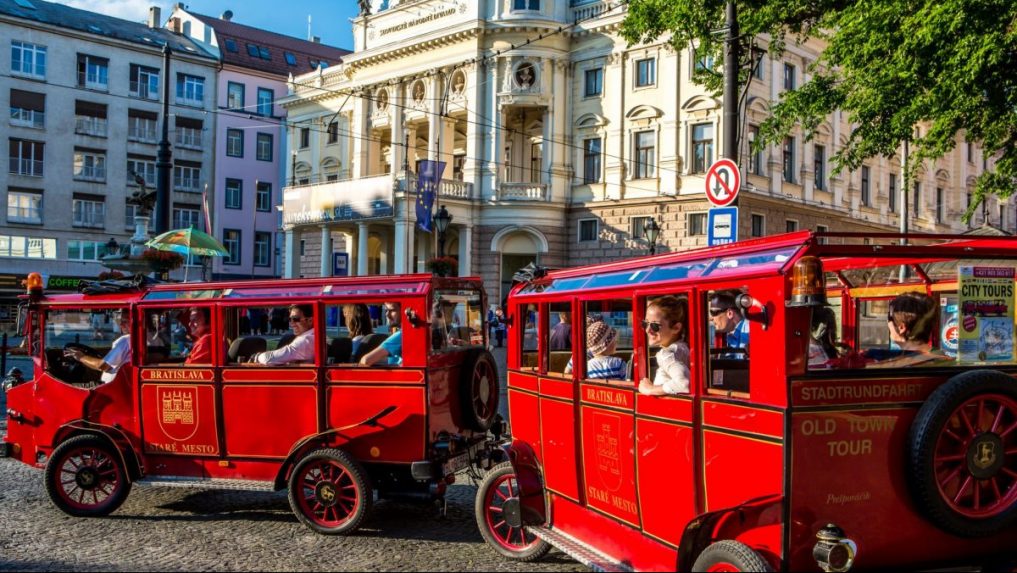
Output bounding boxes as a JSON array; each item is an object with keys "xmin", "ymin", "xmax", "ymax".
[
  {"xmin": 434, "ymin": 204, "xmax": 452, "ymax": 257},
  {"xmin": 644, "ymin": 218, "xmax": 661, "ymax": 255}
]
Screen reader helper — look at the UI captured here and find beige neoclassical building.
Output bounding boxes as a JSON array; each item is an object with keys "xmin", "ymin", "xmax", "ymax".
[{"xmin": 279, "ymin": 0, "xmax": 1002, "ymax": 303}]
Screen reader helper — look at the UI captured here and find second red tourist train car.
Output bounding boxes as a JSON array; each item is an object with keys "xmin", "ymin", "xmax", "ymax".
[{"xmin": 477, "ymin": 231, "xmax": 1017, "ymax": 571}]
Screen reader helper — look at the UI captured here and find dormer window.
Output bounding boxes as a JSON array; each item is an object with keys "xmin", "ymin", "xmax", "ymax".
[
  {"xmin": 513, "ymin": 0, "xmax": 539, "ymax": 10},
  {"xmin": 285, "ymin": 52, "xmax": 297, "ymax": 66},
  {"xmin": 247, "ymin": 43, "xmax": 259, "ymax": 57},
  {"xmin": 224, "ymin": 38, "xmax": 237, "ymax": 53}
]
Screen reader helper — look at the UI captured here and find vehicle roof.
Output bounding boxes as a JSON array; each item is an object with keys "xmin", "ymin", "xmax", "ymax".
[
  {"xmin": 512, "ymin": 231, "xmax": 1017, "ymax": 298},
  {"xmin": 31, "ymin": 274, "xmax": 485, "ymax": 306}
]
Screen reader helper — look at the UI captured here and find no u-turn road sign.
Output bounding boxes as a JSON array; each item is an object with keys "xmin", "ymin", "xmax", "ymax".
[{"xmin": 705, "ymin": 158, "xmax": 741, "ymax": 207}]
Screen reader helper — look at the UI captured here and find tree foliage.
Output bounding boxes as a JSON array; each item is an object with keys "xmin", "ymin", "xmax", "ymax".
[{"xmin": 620, "ymin": 0, "xmax": 1017, "ymax": 216}]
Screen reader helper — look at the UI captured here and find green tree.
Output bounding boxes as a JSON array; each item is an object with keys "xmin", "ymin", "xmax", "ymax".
[{"xmin": 620, "ymin": 0, "xmax": 1017, "ymax": 217}]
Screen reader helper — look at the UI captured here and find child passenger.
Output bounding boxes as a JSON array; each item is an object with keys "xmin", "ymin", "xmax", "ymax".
[{"xmin": 565, "ymin": 320, "xmax": 626, "ymax": 380}]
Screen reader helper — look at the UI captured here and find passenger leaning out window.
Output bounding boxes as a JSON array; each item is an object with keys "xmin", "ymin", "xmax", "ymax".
[{"xmin": 639, "ymin": 296, "xmax": 691, "ymax": 395}]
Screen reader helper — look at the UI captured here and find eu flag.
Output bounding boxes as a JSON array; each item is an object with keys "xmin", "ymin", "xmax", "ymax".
[{"xmin": 415, "ymin": 160, "xmax": 446, "ymax": 233}]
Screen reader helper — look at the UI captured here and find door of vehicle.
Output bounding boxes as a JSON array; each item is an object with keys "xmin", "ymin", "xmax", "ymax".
[
  {"xmin": 632, "ymin": 288, "xmax": 699, "ymax": 546},
  {"xmin": 137, "ymin": 304, "xmax": 219, "ymax": 460}
]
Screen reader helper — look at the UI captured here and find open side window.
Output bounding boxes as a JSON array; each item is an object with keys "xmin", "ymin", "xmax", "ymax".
[
  {"xmin": 43, "ymin": 307, "xmax": 126, "ymax": 388},
  {"xmin": 705, "ymin": 289, "xmax": 750, "ymax": 395},
  {"xmin": 581, "ymin": 299, "xmax": 633, "ymax": 384}
]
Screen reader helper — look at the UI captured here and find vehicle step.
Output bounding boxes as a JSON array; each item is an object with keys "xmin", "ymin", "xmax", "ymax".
[
  {"xmin": 532, "ymin": 527, "xmax": 632, "ymax": 572},
  {"xmin": 135, "ymin": 476, "xmax": 276, "ymax": 492}
]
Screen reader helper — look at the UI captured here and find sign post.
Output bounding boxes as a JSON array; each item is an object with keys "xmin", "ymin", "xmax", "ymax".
[{"xmin": 332, "ymin": 252, "xmax": 349, "ymax": 277}]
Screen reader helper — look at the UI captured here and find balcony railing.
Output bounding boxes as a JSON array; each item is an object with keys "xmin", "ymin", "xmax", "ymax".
[
  {"xmin": 399, "ymin": 173, "xmax": 473, "ymax": 200},
  {"xmin": 495, "ymin": 182, "xmax": 548, "ymax": 201},
  {"xmin": 130, "ymin": 81, "xmax": 158, "ymax": 101},
  {"xmin": 9, "ymin": 158, "xmax": 43, "ymax": 177},
  {"xmin": 174, "ymin": 177, "xmax": 201, "ymax": 192},
  {"xmin": 75, "ymin": 116, "xmax": 108, "ymax": 137},
  {"xmin": 176, "ymin": 130, "xmax": 202, "ymax": 148},
  {"xmin": 573, "ymin": 0, "xmax": 620, "ymax": 23},
  {"xmin": 10, "ymin": 108, "xmax": 44, "ymax": 129},
  {"xmin": 74, "ymin": 166, "xmax": 106, "ymax": 182},
  {"xmin": 128, "ymin": 126, "xmax": 158, "ymax": 143}
]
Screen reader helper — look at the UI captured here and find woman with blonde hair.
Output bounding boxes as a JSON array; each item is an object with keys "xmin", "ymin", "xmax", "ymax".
[{"xmin": 638, "ymin": 295, "xmax": 691, "ymax": 395}]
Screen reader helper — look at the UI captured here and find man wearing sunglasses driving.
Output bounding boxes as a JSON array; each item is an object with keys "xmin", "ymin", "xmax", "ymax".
[{"xmin": 251, "ymin": 304, "xmax": 315, "ymax": 365}]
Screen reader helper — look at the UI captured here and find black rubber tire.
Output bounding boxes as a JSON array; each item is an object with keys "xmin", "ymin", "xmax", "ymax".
[
  {"xmin": 475, "ymin": 462, "xmax": 551, "ymax": 562},
  {"xmin": 287, "ymin": 448, "xmax": 371, "ymax": 535},
  {"xmin": 908, "ymin": 370, "xmax": 1017, "ymax": 537},
  {"xmin": 458, "ymin": 349, "xmax": 500, "ymax": 432},
  {"xmin": 45, "ymin": 434, "xmax": 132, "ymax": 517},
  {"xmin": 692, "ymin": 540, "xmax": 773, "ymax": 572}
]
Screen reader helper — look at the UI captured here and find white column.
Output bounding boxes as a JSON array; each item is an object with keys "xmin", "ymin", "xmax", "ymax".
[
  {"xmin": 351, "ymin": 97, "xmax": 369, "ymax": 178},
  {"xmin": 319, "ymin": 225, "xmax": 332, "ymax": 277},
  {"xmin": 357, "ymin": 222, "xmax": 370, "ymax": 276},
  {"xmin": 457, "ymin": 224, "xmax": 472, "ymax": 276},
  {"xmin": 394, "ymin": 220, "xmax": 408, "ymax": 274},
  {"xmin": 391, "ymin": 82, "xmax": 405, "ymax": 180},
  {"xmin": 464, "ymin": 61, "xmax": 484, "ymax": 198},
  {"xmin": 341, "ymin": 231, "xmax": 355, "ymax": 276},
  {"xmin": 284, "ymin": 228, "xmax": 297, "ymax": 278},
  {"xmin": 416, "ymin": 231, "xmax": 429, "ymax": 273}
]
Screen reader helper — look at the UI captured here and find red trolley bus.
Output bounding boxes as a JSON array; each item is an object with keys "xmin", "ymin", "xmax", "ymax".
[
  {"xmin": 3, "ymin": 273, "xmax": 501, "ymax": 534},
  {"xmin": 476, "ymin": 231, "xmax": 1017, "ymax": 571}
]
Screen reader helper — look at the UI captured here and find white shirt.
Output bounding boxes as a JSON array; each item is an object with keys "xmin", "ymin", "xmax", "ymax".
[
  {"xmin": 101, "ymin": 334, "xmax": 131, "ymax": 383},
  {"xmin": 253, "ymin": 330, "xmax": 315, "ymax": 365},
  {"xmin": 650, "ymin": 341, "xmax": 691, "ymax": 395}
]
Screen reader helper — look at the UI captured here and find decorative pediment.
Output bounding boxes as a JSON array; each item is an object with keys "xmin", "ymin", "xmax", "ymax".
[
  {"xmin": 575, "ymin": 113, "xmax": 609, "ymax": 129},
  {"xmin": 625, "ymin": 105, "xmax": 663, "ymax": 121},
  {"xmin": 681, "ymin": 95, "xmax": 720, "ymax": 112}
]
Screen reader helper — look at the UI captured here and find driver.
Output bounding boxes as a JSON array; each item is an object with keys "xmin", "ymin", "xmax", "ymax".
[
  {"xmin": 63, "ymin": 309, "xmax": 131, "ymax": 384},
  {"xmin": 709, "ymin": 293, "xmax": 749, "ymax": 355}
]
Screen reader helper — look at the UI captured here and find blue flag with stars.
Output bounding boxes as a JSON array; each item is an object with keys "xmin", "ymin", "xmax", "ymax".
[{"xmin": 415, "ymin": 160, "xmax": 446, "ymax": 233}]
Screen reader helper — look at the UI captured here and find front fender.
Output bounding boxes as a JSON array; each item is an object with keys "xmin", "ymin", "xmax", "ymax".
[
  {"xmin": 504, "ymin": 438, "xmax": 547, "ymax": 526},
  {"xmin": 677, "ymin": 494, "xmax": 784, "ymax": 570},
  {"xmin": 54, "ymin": 421, "xmax": 142, "ymax": 481}
]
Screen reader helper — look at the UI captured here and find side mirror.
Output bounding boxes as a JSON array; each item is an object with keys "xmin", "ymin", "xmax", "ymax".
[{"xmin": 737, "ymin": 293, "xmax": 770, "ymax": 331}]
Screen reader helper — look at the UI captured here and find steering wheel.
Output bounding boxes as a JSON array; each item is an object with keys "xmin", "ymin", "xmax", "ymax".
[{"xmin": 64, "ymin": 342, "xmax": 103, "ymax": 358}]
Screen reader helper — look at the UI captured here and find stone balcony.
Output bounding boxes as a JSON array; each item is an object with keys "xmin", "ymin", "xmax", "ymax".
[{"xmin": 494, "ymin": 182, "xmax": 548, "ymax": 201}]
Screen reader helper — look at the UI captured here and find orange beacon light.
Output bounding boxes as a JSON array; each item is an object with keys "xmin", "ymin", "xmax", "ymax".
[{"xmin": 24, "ymin": 272, "xmax": 43, "ymax": 297}]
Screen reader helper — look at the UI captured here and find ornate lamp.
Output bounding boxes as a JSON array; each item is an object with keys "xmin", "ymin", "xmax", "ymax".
[
  {"xmin": 644, "ymin": 218, "xmax": 661, "ymax": 255},
  {"xmin": 435, "ymin": 204, "xmax": 453, "ymax": 257}
]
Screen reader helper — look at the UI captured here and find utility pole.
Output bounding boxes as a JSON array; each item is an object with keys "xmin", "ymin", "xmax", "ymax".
[
  {"xmin": 155, "ymin": 45, "xmax": 173, "ymax": 234},
  {"xmin": 723, "ymin": 1, "xmax": 739, "ymax": 204},
  {"xmin": 900, "ymin": 139, "xmax": 909, "ymax": 244}
]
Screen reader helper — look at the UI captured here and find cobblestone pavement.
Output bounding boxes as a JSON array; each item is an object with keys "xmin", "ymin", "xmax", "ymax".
[{"xmin": 0, "ymin": 347, "xmax": 585, "ymax": 572}]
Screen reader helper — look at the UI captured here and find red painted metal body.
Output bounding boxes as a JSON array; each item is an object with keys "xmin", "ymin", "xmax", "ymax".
[
  {"xmin": 494, "ymin": 232, "xmax": 1017, "ymax": 571},
  {"xmin": 3, "ymin": 274, "xmax": 497, "ymax": 527}
]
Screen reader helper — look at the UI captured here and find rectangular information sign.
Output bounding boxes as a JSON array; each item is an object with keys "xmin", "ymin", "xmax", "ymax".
[
  {"xmin": 958, "ymin": 266, "xmax": 1015, "ymax": 363},
  {"xmin": 708, "ymin": 207, "xmax": 738, "ymax": 246}
]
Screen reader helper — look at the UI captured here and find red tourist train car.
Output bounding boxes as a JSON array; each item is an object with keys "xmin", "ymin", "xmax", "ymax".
[
  {"xmin": 3, "ymin": 273, "xmax": 501, "ymax": 534},
  {"xmin": 476, "ymin": 231, "xmax": 1017, "ymax": 571}
]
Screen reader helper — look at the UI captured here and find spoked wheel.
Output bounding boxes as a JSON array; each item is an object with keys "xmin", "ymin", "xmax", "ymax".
[
  {"xmin": 933, "ymin": 393, "xmax": 1017, "ymax": 518},
  {"xmin": 460, "ymin": 350, "xmax": 500, "ymax": 432},
  {"xmin": 691, "ymin": 540, "xmax": 773, "ymax": 572},
  {"xmin": 909, "ymin": 371, "xmax": 1017, "ymax": 537},
  {"xmin": 45, "ymin": 435, "xmax": 132, "ymax": 517},
  {"xmin": 288, "ymin": 448, "xmax": 370, "ymax": 535},
  {"xmin": 475, "ymin": 462, "xmax": 550, "ymax": 561}
]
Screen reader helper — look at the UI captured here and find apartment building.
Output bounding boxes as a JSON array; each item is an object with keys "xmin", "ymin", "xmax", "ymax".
[{"xmin": 0, "ymin": 0, "xmax": 217, "ymax": 318}]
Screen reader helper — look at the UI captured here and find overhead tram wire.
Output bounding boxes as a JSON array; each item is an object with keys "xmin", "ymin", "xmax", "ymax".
[{"xmin": 0, "ymin": 68, "xmax": 665, "ymax": 197}]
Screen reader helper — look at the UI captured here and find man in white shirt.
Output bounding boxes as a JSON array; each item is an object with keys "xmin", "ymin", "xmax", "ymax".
[
  {"xmin": 64, "ymin": 310, "xmax": 131, "ymax": 384},
  {"xmin": 251, "ymin": 304, "xmax": 315, "ymax": 365}
]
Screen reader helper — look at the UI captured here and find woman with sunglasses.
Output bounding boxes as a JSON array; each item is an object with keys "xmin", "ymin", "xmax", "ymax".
[{"xmin": 638, "ymin": 296, "xmax": 691, "ymax": 396}]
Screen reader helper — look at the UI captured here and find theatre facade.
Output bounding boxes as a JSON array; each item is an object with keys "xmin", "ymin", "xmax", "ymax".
[{"xmin": 279, "ymin": 0, "xmax": 997, "ymax": 304}]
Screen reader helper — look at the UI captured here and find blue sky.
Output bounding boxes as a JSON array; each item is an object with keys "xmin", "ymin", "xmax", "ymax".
[{"xmin": 62, "ymin": 0, "xmax": 360, "ymax": 49}]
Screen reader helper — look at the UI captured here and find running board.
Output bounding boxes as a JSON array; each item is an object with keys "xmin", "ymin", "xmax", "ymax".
[
  {"xmin": 135, "ymin": 476, "xmax": 276, "ymax": 492},
  {"xmin": 532, "ymin": 527, "xmax": 633, "ymax": 572}
]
